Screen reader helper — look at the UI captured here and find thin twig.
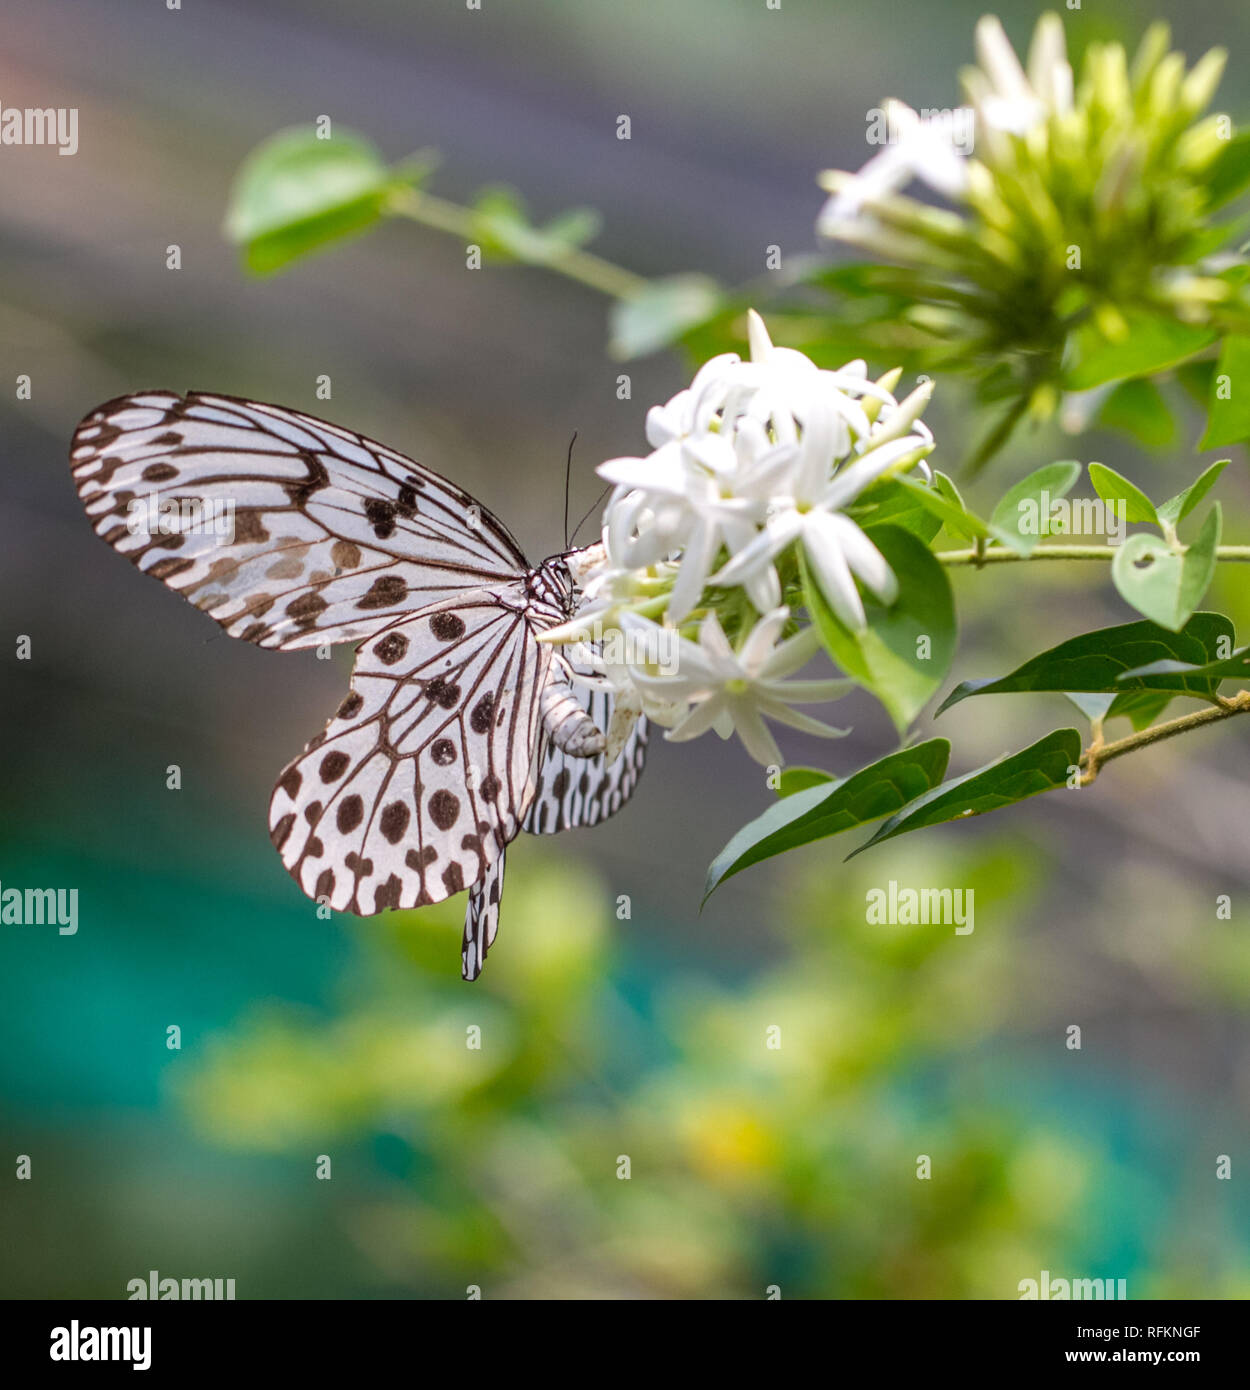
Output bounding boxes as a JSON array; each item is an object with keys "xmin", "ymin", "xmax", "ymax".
[
  {"xmin": 388, "ymin": 189, "xmax": 649, "ymax": 300},
  {"xmin": 937, "ymin": 544, "xmax": 1250, "ymax": 565},
  {"xmin": 1080, "ymin": 690, "xmax": 1250, "ymax": 785}
]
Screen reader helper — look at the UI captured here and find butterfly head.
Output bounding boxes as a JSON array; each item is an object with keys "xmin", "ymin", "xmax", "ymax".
[{"xmin": 529, "ymin": 555, "xmax": 579, "ymax": 619}]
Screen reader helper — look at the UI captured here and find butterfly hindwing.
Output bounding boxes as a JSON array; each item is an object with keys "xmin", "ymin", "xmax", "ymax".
[
  {"xmin": 269, "ymin": 596, "xmax": 550, "ymax": 916},
  {"xmin": 70, "ymin": 391, "xmax": 527, "ymax": 650},
  {"xmin": 463, "ymin": 851, "xmax": 505, "ymax": 982}
]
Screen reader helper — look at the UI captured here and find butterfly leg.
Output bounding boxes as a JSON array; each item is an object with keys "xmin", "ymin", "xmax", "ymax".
[{"xmin": 462, "ymin": 848, "xmax": 506, "ymax": 981}]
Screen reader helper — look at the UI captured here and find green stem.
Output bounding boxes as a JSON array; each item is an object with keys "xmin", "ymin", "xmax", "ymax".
[
  {"xmin": 936, "ymin": 543, "xmax": 1250, "ymax": 565},
  {"xmin": 387, "ymin": 189, "xmax": 649, "ymax": 300}
]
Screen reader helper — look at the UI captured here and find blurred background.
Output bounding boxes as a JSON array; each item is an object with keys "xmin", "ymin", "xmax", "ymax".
[{"xmin": 3, "ymin": 0, "xmax": 1250, "ymax": 1298}]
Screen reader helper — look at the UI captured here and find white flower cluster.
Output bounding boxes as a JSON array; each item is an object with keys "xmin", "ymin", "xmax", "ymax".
[
  {"xmin": 547, "ymin": 310, "xmax": 937, "ymax": 766},
  {"xmin": 817, "ymin": 14, "xmax": 1072, "ymax": 239}
]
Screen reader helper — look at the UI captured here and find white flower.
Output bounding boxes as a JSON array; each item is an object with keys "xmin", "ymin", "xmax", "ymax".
[
  {"xmin": 977, "ymin": 13, "xmax": 1071, "ymax": 131},
  {"xmin": 817, "ymin": 100, "xmax": 970, "ymax": 236},
  {"xmin": 711, "ymin": 318, "xmax": 935, "ymax": 631},
  {"xmin": 622, "ymin": 608, "xmax": 852, "ymax": 766},
  {"xmin": 817, "ymin": 15, "xmax": 1073, "ymax": 239},
  {"xmin": 595, "ymin": 309, "xmax": 929, "ymax": 629},
  {"xmin": 597, "ymin": 447, "xmax": 768, "ymax": 622},
  {"xmin": 541, "ymin": 311, "xmax": 941, "ymax": 765}
]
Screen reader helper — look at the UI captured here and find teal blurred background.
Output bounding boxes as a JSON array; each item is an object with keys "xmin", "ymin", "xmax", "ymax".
[{"xmin": 2, "ymin": 0, "xmax": 1250, "ymax": 1298}]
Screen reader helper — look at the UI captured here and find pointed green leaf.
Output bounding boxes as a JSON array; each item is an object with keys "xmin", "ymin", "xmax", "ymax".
[
  {"xmin": 803, "ymin": 526, "xmax": 956, "ymax": 733},
  {"xmin": 704, "ymin": 740, "xmax": 950, "ymax": 902},
  {"xmin": 938, "ymin": 612, "xmax": 1234, "ymax": 712},
  {"xmin": 1086, "ymin": 462, "xmax": 1158, "ymax": 526},
  {"xmin": 1117, "ymin": 641, "xmax": 1250, "ymax": 687},
  {"xmin": 988, "ymin": 461, "xmax": 1082, "ymax": 555},
  {"xmin": 932, "ymin": 470, "xmax": 988, "ymax": 541},
  {"xmin": 1157, "ymin": 459, "xmax": 1229, "ymax": 526},
  {"xmin": 1200, "ymin": 337, "xmax": 1250, "ymax": 448},
  {"xmin": 848, "ymin": 729, "xmax": 1083, "ymax": 857}
]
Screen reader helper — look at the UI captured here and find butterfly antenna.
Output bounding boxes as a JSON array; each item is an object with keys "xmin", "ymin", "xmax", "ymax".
[
  {"xmin": 563, "ymin": 431, "xmax": 577, "ymax": 551},
  {"xmin": 570, "ymin": 482, "xmax": 611, "ymax": 547}
]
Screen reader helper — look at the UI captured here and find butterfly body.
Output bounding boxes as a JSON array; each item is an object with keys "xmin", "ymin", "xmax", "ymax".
[{"xmin": 70, "ymin": 392, "xmax": 647, "ymax": 979}]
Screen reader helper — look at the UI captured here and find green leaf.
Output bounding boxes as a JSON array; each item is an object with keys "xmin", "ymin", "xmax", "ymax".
[
  {"xmin": 855, "ymin": 472, "xmax": 989, "ymax": 544},
  {"xmin": 609, "ymin": 275, "xmax": 723, "ymax": 359},
  {"xmin": 1095, "ymin": 378, "xmax": 1177, "ymax": 450},
  {"xmin": 988, "ymin": 460, "xmax": 1083, "ymax": 555},
  {"xmin": 1156, "ymin": 458, "xmax": 1229, "ymax": 526},
  {"xmin": 470, "ymin": 186, "xmax": 601, "ymax": 265},
  {"xmin": 1205, "ymin": 130, "xmax": 1250, "ymax": 210},
  {"xmin": 804, "ymin": 526, "xmax": 957, "ymax": 733},
  {"xmin": 1065, "ymin": 313, "xmax": 1216, "ymax": 391},
  {"xmin": 931, "ymin": 470, "xmax": 988, "ymax": 542},
  {"xmin": 225, "ymin": 127, "xmax": 424, "ymax": 275},
  {"xmin": 1200, "ymin": 337, "xmax": 1250, "ymax": 448},
  {"xmin": 775, "ymin": 767, "xmax": 835, "ymax": 797},
  {"xmin": 539, "ymin": 206, "xmax": 603, "ymax": 251},
  {"xmin": 1086, "ymin": 462, "xmax": 1158, "ymax": 525},
  {"xmin": 848, "ymin": 729, "xmax": 1083, "ymax": 857},
  {"xmin": 1104, "ymin": 689, "xmax": 1176, "ymax": 731},
  {"xmin": 937, "ymin": 612, "xmax": 1234, "ymax": 713},
  {"xmin": 1111, "ymin": 503, "xmax": 1222, "ymax": 630},
  {"xmin": 850, "ymin": 478, "xmax": 943, "ymax": 543},
  {"xmin": 1176, "ymin": 358, "xmax": 1217, "ymax": 408},
  {"xmin": 1117, "ymin": 640, "xmax": 1250, "ymax": 688},
  {"xmin": 704, "ymin": 740, "xmax": 950, "ymax": 902}
]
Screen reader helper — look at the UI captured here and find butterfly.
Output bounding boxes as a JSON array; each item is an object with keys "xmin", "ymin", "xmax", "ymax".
[{"xmin": 70, "ymin": 391, "xmax": 647, "ymax": 979}]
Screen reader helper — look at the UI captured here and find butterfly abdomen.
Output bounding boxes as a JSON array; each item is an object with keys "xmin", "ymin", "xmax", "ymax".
[{"xmin": 539, "ymin": 682, "xmax": 606, "ymax": 757}]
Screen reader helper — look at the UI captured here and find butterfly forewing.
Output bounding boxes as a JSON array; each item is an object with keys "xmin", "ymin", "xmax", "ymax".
[
  {"xmin": 269, "ymin": 596, "xmax": 551, "ymax": 915},
  {"xmin": 70, "ymin": 391, "xmax": 527, "ymax": 649}
]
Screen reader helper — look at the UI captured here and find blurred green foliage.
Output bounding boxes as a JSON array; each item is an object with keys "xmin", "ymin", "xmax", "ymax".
[{"xmin": 174, "ymin": 846, "xmax": 1135, "ymax": 1298}]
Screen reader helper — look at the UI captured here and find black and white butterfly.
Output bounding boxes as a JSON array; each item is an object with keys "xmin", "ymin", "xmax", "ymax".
[{"xmin": 70, "ymin": 391, "xmax": 647, "ymax": 979}]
